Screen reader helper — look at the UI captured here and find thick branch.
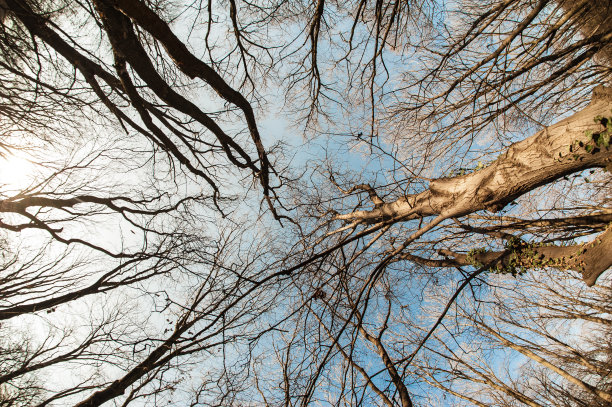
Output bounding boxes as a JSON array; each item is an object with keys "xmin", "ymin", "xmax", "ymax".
[
  {"xmin": 439, "ymin": 226, "xmax": 612, "ymax": 286},
  {"xmin": 104, "ymin": 0, "xmax": 273, "ymax": 201}
]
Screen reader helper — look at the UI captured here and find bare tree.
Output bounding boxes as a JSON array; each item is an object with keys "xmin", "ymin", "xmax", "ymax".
[
  {"xmin": 246, "ymin": 0, "xmax": 612, "ymax": 405},
  {"xmin": 0, "ymin": 0, "xmax": 286, "ymax": 404},
  {"xmin": 0, "ymin": 0, "xmax": 611, "ymax": 405},
  {"xmin": 412, "ymin": 270, "xmax": 612, "ymax": 406}
]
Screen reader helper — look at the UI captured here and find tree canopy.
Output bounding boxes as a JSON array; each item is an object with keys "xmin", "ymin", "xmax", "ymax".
[{"xmin": 0, "ymin": 0, "xmax": 610, "ymax": 405}]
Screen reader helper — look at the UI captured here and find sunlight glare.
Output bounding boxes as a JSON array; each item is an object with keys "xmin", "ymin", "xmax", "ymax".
[{"xmin": 0, "ymin": 153, "xmax": 35, "ymax": 192}]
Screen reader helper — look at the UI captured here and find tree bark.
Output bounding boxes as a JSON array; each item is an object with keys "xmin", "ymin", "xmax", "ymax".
[
  {"xmin": 336, "ymin": 86, "xmax": 612, "ymax": 226},
  {"xmin": 439, "ymin": 225, "xmax": 612, "ymax": 286}
]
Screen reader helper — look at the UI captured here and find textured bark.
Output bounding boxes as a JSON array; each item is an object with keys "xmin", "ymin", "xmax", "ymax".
[
  {"xmin": 440, "ymin": 225, "xmax": 612, "ymax": 286},
  {"xmin": 336, "ymin": 86, "xmax": 612, "ymax": 224}
]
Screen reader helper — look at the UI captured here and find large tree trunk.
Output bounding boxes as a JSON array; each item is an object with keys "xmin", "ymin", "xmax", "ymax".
[{"xmin": 336, "ymin": 86, "xmax": 612, "ymax": 224}]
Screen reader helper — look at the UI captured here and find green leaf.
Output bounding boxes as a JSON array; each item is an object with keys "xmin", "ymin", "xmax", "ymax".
[
  {"xmin": 602, "ymin": 132, "xmax": 610, "ymax": 148},
  {"xmin": 586, "ymin": 144, "xmax": 594, "ymax": 153}
]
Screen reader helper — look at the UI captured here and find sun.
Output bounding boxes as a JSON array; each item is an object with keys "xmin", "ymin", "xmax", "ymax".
[{"xmin": 0, "ymin": 153, "xmax": 36, "ymax": 193}]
